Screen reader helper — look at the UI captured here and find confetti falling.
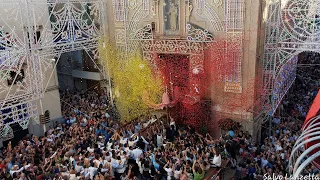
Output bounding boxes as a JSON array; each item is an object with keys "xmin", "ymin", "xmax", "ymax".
[{"xmin": 99, "ymin": 39, "xmax": 163, "ymax": 121}]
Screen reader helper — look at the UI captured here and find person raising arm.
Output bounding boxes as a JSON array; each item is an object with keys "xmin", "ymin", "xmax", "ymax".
[{"xmin": 192, "ymin": 160, "xmax": 205, "ymax": 180}]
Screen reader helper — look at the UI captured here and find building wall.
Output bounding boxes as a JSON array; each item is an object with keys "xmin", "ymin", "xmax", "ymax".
[
  {"xmin": 105, "ymin": 0, "xmax": 265, "ymax": 136},
  {"xmin": 210, "ymin": 0, "xmax": 263, "ymax": 135},
  {"xmin": 29, "ymin": 62, "xmax": 62, "ymax": 137},
  {"xmin": 1, "ymin": 0, "xmax": 267, "ymax": 139}
]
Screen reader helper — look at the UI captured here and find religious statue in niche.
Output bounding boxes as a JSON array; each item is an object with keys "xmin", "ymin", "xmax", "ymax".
[{"xmin": 164, "ymin": 0, "xmax": 180, "ymax": 35}]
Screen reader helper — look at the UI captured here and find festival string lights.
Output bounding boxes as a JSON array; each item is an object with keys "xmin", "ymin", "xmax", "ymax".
[{"xmin": 203, "ymin": 39, "xmax": 265, "ymax": 121}]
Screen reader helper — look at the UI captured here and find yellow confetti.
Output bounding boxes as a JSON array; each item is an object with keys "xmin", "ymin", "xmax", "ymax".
[{"xmin": 99, "ymin": 38, "xmax": 163, "ymax": 122}]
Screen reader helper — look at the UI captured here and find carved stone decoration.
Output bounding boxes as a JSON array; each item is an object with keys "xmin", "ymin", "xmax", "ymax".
[
  {"xmin": 186, "ymin": 23, "xmax": 214, "ymax": 42},
  {"xmin": 141, "ymin": 39, "xmax": 205, "ymax": 71}
]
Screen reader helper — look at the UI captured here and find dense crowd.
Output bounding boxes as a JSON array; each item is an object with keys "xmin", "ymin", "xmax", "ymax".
[
  {"xmin": 0, "ymin": 89, "xmax": 225, "ymax": 180},
  {"xmin": 279, "ymin": 52, "xmax": 319, "ymax": 121},
  {"xmin": 0, "ymin": 77, "xmax": 318, "ymax": 180},
  {"xmin": 266, "ymin": 52, "xmax": 320, "ymax": 178}
]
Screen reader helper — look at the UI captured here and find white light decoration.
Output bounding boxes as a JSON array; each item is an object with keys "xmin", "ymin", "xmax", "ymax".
[
  {"xmin": 262, "ymin": 0, "xmax": 320, "ymax": 115},
  {"xmin": 224, "ymin": 0, "xmax": 245, "ymax": 92},
  {"xmin": 289, "ymin": 115, "xmax": 320, "ymax": 179},
  {"xmin": 193, "ymin": 0, "xmax": 224, "ymax": 31},
  {"xmin": 192, "ymin": 67, "xmax": 200, "ymax": 74},
  {"xmin": 0, "ymin": 0, "xmax": 107, "ymax": 136},
  {"xmin": 262, "ymin": 0, "xmax": 320, "ymax": 176}
]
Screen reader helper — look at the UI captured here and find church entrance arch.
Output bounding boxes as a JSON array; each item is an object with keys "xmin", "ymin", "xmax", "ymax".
[{"xmin": 141, "ymin": 39, "xmax": 208, "ymax": 127}]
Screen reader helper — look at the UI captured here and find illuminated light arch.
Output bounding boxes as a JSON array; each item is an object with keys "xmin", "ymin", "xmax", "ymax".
[
  {"xmin": 0, "ymin": 0, "xmax": 107, "ymax": 137},
  {"xmin": 193, "ymin": 0, "xmax": 224, "ymax": 32},
  {"xmin": 262, "ymin": 0, "xmax": 320, "ymax": 116},
  {"xmin": 263, "ymin": 0, "xmax": 320, "ymax": 177}
]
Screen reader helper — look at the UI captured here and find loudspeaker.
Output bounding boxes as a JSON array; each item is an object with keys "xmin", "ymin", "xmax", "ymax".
[
  {"xmin": 151, "ymin": 22, "xmax": 156, "ymax": 31},
  {"xmin": 40, "ymin": 115, "xmax": 46, "ymax": 124}
]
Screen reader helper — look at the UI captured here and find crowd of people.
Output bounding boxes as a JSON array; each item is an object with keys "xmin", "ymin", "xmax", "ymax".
[
  {"xmin": 278, "ymin": 52, "xmax": 319, "ymax": 121},
  {"xmin": 0, "ymin": 63, "xmax": 318, "ymax": 180},
  {"xmin": 263, "ymin": 52, "xmax": 320, "ymax": 178},
  {"xmin": 0, "ymin": 89, "xmax": 226, "ymax": 180}
]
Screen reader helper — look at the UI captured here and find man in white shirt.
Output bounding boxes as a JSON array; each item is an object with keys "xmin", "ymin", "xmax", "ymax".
[
  {"xmin": 210, "ymin": 149, "xmax": 222, "ymax": 167},
  {"xmin": 157, "ymin": 133, "xmax": 163, "ymax": 147},
  {"xmin": 87, "ymin": 146, "xmax": 94, "ymax": 153},
  {"xmin": 132, "ymin": 147, "xmax": 143, "ymax": 160},
  {"xmin": 126, "ymin": 146, "xmax": 134, "ymax": 159},
  {"xmin": 120, "ymin": 151, "xmax": 128, "ymax": 169},
  {"xmin": 75, "ymin": 161, "xmax": 83, "ymax": 173},
  {"xmin": 107, "ymin": 141, "xmax": 113, "ymax": 150},
  {"xmin": 10, "ymin": 165, "xmax": 24, "ymax": 177},
  {"xmin": 120, "ymin": 137, "xmax": 127, "ymax": 146},
  {"xmin": 173, "ymin": 166, "xmax": 182, "ymax": 179},
  {"xmin": 115, "ymin": 155, "xmax": 127, "ymax": 175},
  {"xmin": 128, "ymin": 136, "xmax": 139, "ymax": 147},
  {"xmin": 86, "ymin": 164, "xmax": 98, "ymax": 180},
  {"xmin": 69, "ymin": 156, "xmax": 75, "ymax": 166},
  {"xmin": 275, "ymin": 141, "xmax": 283, "ymax": 152},
  {"xmin": 164, "ymin": 162, "xmax": 174, "ymax": 180},
  {"xmin": 93, "ymin": 157, "xmax": 101, "ymax": 167}
]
